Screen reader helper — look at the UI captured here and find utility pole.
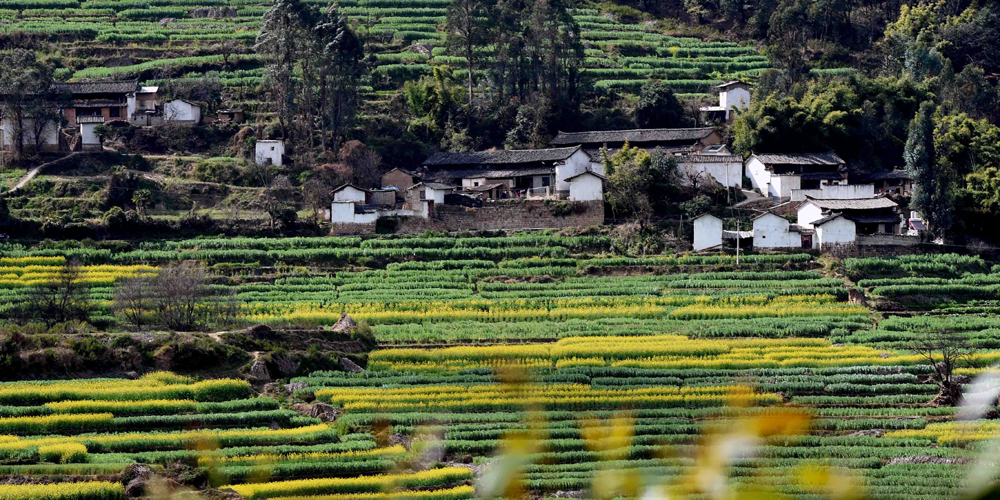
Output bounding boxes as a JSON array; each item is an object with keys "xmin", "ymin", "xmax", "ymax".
[{"xmin": 735, "ymin": 220, "xmax": 740, "ymax": 267}]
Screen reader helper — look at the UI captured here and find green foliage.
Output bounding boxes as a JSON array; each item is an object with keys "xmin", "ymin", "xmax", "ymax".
[{"xmin": 634, "ymin": 79, "xmax": 685, "ymax": 128}]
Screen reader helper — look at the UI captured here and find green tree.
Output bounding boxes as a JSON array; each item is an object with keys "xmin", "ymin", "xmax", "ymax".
[
  {"xmin": 256, "ymin": 0, "xmax": 309, "ymax": 141},
  {"xmin": 0, "ymin": 50, "xmax": 57, "ymax": 161},
  {"xmin": 603, "ymin": 142, "xmax": 654, "ymax": 221},
  {"xmin": 635, "ymin": 80, "xmax": 685, "ymax": 128},
  {"xmin": 131, "ymin": 189, "xmax": 152, "ymax": 218},
  {"xmin": 905, "ymin": 101, "xmax": 953, "ymax": 235},
  {"xmin": 446, "ymin": 0, "xmax": 491, "ymax": 104},
  {"xmin": 314, "ymin": 4, "xmax": 365, "ymax": 153}
]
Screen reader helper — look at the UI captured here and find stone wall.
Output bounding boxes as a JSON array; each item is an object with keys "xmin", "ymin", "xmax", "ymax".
[
  {"xmin": 330, "ymin": 222, "xmax": 376, "ymax": 235},
  {"xmin": 329, "ymin": 200, "xmax": 604, "ymax": 234},
  {"xmin": 401, "ymin": 200, "xmax": 603, "ymax": 233}
]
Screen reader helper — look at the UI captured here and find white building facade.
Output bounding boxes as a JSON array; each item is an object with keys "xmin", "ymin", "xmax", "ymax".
[
  {"xmin": 752, "ymin": 212, "xmax": 801, "ymax": 249},
  {"xmin": 255, "ymin": 140, "xmax": 284, "ymax": 166},
  {"xmin": 693, "ymin": 213, "xmax": 723, "ymax": 251},
  {"xmin": 163, "ymin": 99, "xmax": 201, "ymax": 125},
  {"xmin": 565, "ymin": 171, "xmax": 604, "ymax": 201},
  {"xmin": 813, "ymin": 215, "xmax": 856, "ymax": 250},
  {"xmin": 554, "ymin": 149, "xmax": 603, "ymax": 193}
]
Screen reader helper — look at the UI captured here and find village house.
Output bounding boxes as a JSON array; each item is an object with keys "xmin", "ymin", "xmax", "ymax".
[
  {"xmin": 863, "ymin": 169, "xmax": 913, "ymax": 196},
  {"xmin": 692, "ymin": 213, "xmax": 724, "ymax": 251},
  {"xmin": 128, "ymin": 86, "xmax": 160, "ymax": 126},
  {"xmin": 797, "ymin": 196, "xmax": 901, "ymax": 235},
  {"xmin": 330, "ymin": 182, "xmax": 427, "ymax": 225},
  {"xmin": 0, "ymin": 117, "xmax": 61, "ymax": 152},
  {"xmin": 745, "ymin": 152, "xmax": 847, "ymax": 199},
  {"xmin": 78, "ymin": 116, "xmax": 105, "ymax": 151},
  {"xmin": 255, "ymin": 140, "xmax": 284, "ymax": 166},
  {"xmin": 381, "ymin": 167, "xmax": 421, "ymax": 192},
  {"xmin": 675, "ymin": 144, "xmax": 743, "ymax": 188},
  {"xmin": 699, "ymin": 81, "xmax": 752, "ymax": 122},
  {"xmin": 216, "ymin": 109, "xmax": 245, "ymax": 123},
  {"xmin": 404, "ymin": 182, "xmax": 457, "ymax": 209},
  {"xmin": 752, "ymin": 212, "xmax": 808, "ymax": 249},
  {"xmin": 54, "ymin": 80, "xmax": 139, "ymax": 124},
  {"xmin": 420, "ymin": 146, "xmax": 599, "ymax": 199},
  {"xmin": 163, "ymin": 99, "xmax": 202, "ymax": 126},
  {"xmin": 790, "ymin": 181, "xmax": 875, "ymax": 202},
  {"xmin": 563, "ymin": 171, "xmax": 605, "ymax": 201},
  {"xmin": 550, "ymin": 128, "xmax": 722, "ymax": 161}
]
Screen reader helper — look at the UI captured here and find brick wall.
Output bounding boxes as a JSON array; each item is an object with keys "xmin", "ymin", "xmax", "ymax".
[{"xmin": 402, "ymin": 200, "xmax": 604, "ymax": 232}]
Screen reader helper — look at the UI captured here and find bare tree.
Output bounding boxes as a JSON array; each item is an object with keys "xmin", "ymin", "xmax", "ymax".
[
  {"xmin": 113, "ymin": 276, "xmax": 153, "ymax": 330},
  {"xmin": 25, "ymin": 259, "xmax": 90, "ymax": 328},
  {"xmin": 262, "ymin": 175, "xmax": 297, "ymax": 230},
  {"xmin": 150, "ymin": 263, "xmax": 209, "ymax": 331},
  {"xmin": 302, "ymin": 177, "xmax": 332, "ymax": 222},
  {"xmin": 911, "ymin": 330, "xmax": 976, "ymax": 406},
  {"xmin": 340, "ymin": 140, "xmax": 382, "ymax": 187}
]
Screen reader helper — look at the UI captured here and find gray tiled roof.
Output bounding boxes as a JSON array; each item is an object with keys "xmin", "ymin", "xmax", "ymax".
[
  {"xmin": 428, "ymin": 167, "xmax": 554, "ymax": 180},
  {"xmin": 422, "ymin": 146, "xmax": 581, "ymax": 166},
  {"xmin": 811, "ymin": 212, "xmax": 845, "ymax": 226},
  {"xmin": 551, "ymin": 128, "xmax": 716, "ymax": 146},
  {"xmin": 752, "ymin": 153, "xmax": 845, "ymax": 166},
  {"xmin": 677, "ymin": 154, "xmax": 743, "ymax": 163},
  {"xmin": 866, "ymin": 169, "xmax": 912, "ymax": 181},
  {"xmin": 805, "ymin": 196, "xmax": 898, "ymax": 210},
  {"xmin": 801, "ymin": 171, "xmax": 845, "ymax": 180},
  {"xmin": 53, "ymin": 80, "xmax": 139, "ymax": 95},
  {"xmin": 846, "ymin": 214, "xmax": 902, "ymax": 224}
]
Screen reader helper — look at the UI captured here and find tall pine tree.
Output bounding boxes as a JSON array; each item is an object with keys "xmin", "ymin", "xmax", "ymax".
[{"xmin": 905, "ymin": 100, "xmax": 953, "ymax": 235}]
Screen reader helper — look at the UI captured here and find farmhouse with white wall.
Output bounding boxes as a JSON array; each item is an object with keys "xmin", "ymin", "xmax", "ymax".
[
  {"xmin": 421, "ymin": 146, "xmax": 602, "ymax": 200},
  {"xmin": 752, "ymin": 212, "xmax": 806, "ymax": 249},
  {"xmin": 163, "ymin": 99, "xmax": 202, "ymax": 126},
  {"xmin": 699, "ymin": 81, "xmax": 752, "ymax": 122},
  {"xmin": 692, "ymin": 213, "xmax": 723, "ymax": 251},
  {"xmin": 255, "ymin": 140, "xmax": 284, "ymax": 166},
  {"xmin": 676, "ymin": 144, "xmax": 743, "ymax": 188},
  {"xmin": 745, "ymin": 153, "xmax": 846, "ymax": 199}
]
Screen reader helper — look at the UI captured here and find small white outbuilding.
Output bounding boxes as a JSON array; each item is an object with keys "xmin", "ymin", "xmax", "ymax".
[
  {"xmin": 813, "ymin": 213, "xmax": 856, "ymax": 250},
  {"xmin": 332, "ymin": 183, "xmax": 369, "ymax": 203},
  {"xmin": 565, "ymin": 171, "xmax": 605, "ymax": 201},
  {"xmin": 752, "ymin": 212, "xmax": 802, "ymax": 249},
  {"xmin": 163, "ymin": 98, "xmax": 201, "ymax": 125},
  {"xmin": 692, "ymin": 213, "xmax": 723, "ymax": 251},
  {"xmin": 255, "ymin": 140, "xmax": 284, "ymax": 166}
]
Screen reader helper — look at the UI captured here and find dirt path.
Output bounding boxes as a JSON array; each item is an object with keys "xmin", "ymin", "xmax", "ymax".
[
  {"xmin": 8, "ymin": 152, "xmax": 86, "ymax": 194},
  {"xmin": 733, "ymin": 189, "xmax": 765, "ymax": 207}
]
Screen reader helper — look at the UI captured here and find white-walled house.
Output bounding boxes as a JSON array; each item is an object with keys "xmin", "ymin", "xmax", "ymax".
[
  {"xmin": 812, "ymin": 213, "xmax": 856, "ymax": 250},
  {"xmin": 78, "ymin": 116, "xmax": 105, "ymax": 150},
  {"xmin": 693, "ymin": 213, "xmax": 723, "ymax": 251},
  {"xmin": 421, "ymin": 146, "xmax": 598, "ymax": 198},
  {"xmin": 791, "ymin": 183, "xmax": 874, "ymax": 202},
  {"xmin": 797, "ymin": 196, "xmax": 900, "ymax": 233},
  {"xmin": 163, "ymin": 99, "xmax": 201, "ymax": 125},
  {"xmin": 745, "ymin": 153, "xmax": 846, "ymax": 199},
  {"xmin": 332, "ymin": 183, "xmax": 368, "ymax": 203},
  {"xmin": 555, "ymin": 149, "xmax": 603, "ymax": 193},
  {"xmin": 255, "ymin": 140, "xmax": 284, "ymax": 166},
  {"xmin": 565, "ymin": 171, "xmax": 604, "ymax": 201},
  {"xmin": 407, "ymin": 182, "xmax": 456, "ymax": 205},
  {"xmin": 699, "ymin": 81, "xmax": 751, "ymax": 122},
  {"xmin": 676, "ymin": 149, "xmax": 743, "ymax": 188},
  {"xmin": 752, "ymin": 212, "xmax": 802, "ymax": 249},
  {"xmin": 0, "ymin": 117, "xmax": 60, "ymax": 152}
]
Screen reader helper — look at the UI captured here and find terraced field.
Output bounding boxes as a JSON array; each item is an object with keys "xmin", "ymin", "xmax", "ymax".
[
  {"xmin": 1, "ymin": 235, "xmax": 999, "ymax": 499},
  {"xmin": 0, "ymin": 0, "xmax": 770, "ymax": 106}
]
